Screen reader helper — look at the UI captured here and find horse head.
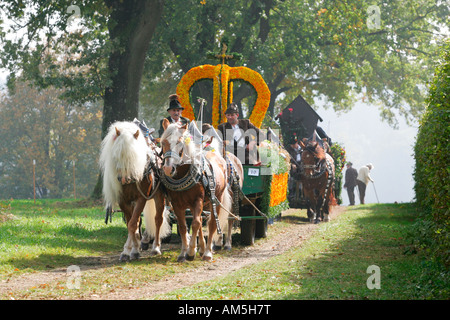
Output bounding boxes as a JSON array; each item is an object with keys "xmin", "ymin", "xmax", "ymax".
[
  {"xmin": 99, "ymin": 121, "xmax": 152, "ymax": 209},
  {"xmin": 160, "ymin": 120, "xmax": 196, "ymax": 176},
  {"xmin": 299, "ymin": 138, "xmax": 327, "ymax": 177}
]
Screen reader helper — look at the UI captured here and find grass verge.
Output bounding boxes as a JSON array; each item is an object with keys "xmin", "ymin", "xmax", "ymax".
[
  {"xmin": 155, "ymin": 203, "xmax": 448, "ymax": 300},
  {"xmin": 1, "ymin": 200, "xmax": 447, "ymax": 300}
]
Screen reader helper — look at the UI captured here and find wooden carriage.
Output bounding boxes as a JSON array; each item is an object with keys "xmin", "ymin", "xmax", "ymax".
[
  {"xmin": 277, "ymin": 94, "xmax": 345, "ymax": 208},
  {"xmin": 175, "ymin": 54, "xmax": 290, "ymax": 245}
]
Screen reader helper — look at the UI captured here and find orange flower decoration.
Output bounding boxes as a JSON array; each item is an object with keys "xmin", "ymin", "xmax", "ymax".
[
  {"xmin": 269, "ymin": 172, "xmax": 289, "ymax": 207},
  {"xmin": 176, "ymin": 64, "xmax": 271, "ymax": 128}
]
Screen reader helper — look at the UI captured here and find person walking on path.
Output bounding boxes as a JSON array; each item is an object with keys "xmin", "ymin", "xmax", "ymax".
[
  {"xmin": 344, "ymin": 162, "xmax": 358, "ymax": 205},
  {"xmin": 356, "ymin": 163, "xmax": 374, "ymax": 204}
]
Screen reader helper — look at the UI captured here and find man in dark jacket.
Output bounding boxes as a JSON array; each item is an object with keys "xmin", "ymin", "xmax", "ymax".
[
  {"xmin": 344, "ymin": 161, "xmax": 358, "ymax": 205},
  {"xmin": 285, "ymin": 135, "xmax": 302, "ymax": 206},
  {"xmin": 158, "ymin": 94, "xmax": 190, "ymax": 137},
  {"xmin": 217, "ymin": 103, "xmax": 261, "ymax": 165}
]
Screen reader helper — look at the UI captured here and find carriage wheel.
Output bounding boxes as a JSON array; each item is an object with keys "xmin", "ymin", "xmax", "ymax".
[
  {"xmin": 255, "ymin": 218, "xmax": 267, "ymax": 238},
  {"xmin": 240, "ymin": 205, "xmax": 255, "ymax": 246}
]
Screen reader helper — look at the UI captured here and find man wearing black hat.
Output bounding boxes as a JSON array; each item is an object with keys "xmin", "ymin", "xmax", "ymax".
[
  {"xmin": 217, "ymin": 103, "xmax": 262, "ymax": 165},
  {"xmin": 158, "ymin": 94, "xmax": 190, "ymax": 137},
  {"xmin": 285, "ymin": 135, "xmax": 303, "ymax": 206}
]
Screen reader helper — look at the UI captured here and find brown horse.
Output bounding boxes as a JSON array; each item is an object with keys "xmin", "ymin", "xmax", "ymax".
[
  {"xmin": 99, "ymin": 121, "xmax": 171, "ymax": 261},
  {"xmin": 299, "ymin": 138, "xmax": 336, "ymax": 223},
  {"xmin": 160, "ymin": 119, "xmax": 232, "ymax": 261}
]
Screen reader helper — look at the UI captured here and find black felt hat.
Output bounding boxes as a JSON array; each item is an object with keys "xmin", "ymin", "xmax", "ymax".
[
  {"xmin": 167, "ymin": 94, "xmax": 184, "ymax": 111},
  {"xmin": 225, "ymin": 103, "xmax": 239, "ymax": 114}
]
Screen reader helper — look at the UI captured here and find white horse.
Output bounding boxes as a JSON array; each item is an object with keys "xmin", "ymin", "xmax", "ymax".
[{"xmin": 99, "ymin": 121, "xmax": 171, "ymax": 261}]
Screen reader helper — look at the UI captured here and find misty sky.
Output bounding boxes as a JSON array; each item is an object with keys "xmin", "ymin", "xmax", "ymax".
[{"xmin": 316, "ymin": 102, "xmax": 417, "ymax": 205}]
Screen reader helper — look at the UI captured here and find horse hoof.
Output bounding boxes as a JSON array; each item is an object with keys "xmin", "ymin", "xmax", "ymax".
[
  {"xmin": 131, "ymin": 252, "xmax": 140, "ymax": 260},
  {"xmin": 213, "ymin": 245, "xmax": 222, "ymax": 251},
  {"xmin": 177, "ymin": 255, "xmax": 186, "ymax": 263},
  {"xmin": 314, "ymin": 219, "xmax": 320, "ymax": 224},
  {"xmin": 141, "ymin": 242, "xmax": 150, "ymax": 251},
  {"xmin": 119, "ymin": 254, "xmax": 130, "ymax": 262},
  {"xmin": 223, "ymin": 245, "xmax": 232, "ymax": 251},
  {"xmin": 186, "ymin": 254, "xmax": 195, "ymax": 261},
  {"xmin": 202, "ymin": 253, "xmax": 213, "ymax": 261},
  {"xmin": 150, "ymin": 249, "xmax": 161, "ymax": 256}
]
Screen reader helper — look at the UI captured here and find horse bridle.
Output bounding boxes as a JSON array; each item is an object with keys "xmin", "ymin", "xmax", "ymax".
[
  {"xmin": 159, "ymin": 138, "xmax": 203, "ymax": 192},
  {"xmin": 163, "ymin": 150, "xmax": 181, "ymax": 163},
  {"xmin": 299, "ymin": 148, "xmax": 327, "ymax": 178}
]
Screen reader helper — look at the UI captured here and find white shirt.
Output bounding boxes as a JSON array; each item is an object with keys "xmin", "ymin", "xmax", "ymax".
[
  {"xmin": 171, "ymin": 117, "xmax": 183, "ymax": 128},
  {"xmin": 232, "ymin": 124, "xmax": 245, "ymax": 148},
  {"xmin": 294, "ymin": 145, "xmax": 301, "ymax": 162},
  {"xmin": 357, "ymin": 166, "xmax": 373, "ymax": 185}
]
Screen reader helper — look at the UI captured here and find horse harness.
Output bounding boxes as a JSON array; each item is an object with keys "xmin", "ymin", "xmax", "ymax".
[
  {"xmin": 106, "ymin": 151, "xmax": 160, "ymax": 224},
  {"xmin": 225, "ymin": 153, "xmax": 241, "ymax": 216},
  {"xmin": 158, "ymin": 153, "xmax": 223, "ymax": 235},
  {"xmin": 116, "ymin": 153, "xmax": 161, "ymax": 201},
  {"xmin": 300, "ymin": 154, "xmax": 334, "ymax": 209}
]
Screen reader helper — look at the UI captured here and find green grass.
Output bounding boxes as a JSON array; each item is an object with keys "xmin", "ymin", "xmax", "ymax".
[
  {"xmin": 0, "ymin": 198, "xmax": 123, "ymax": 276},
  {"xmin": 1, "ymin": 200, "xmax": 447, "ymax": 300},
  {"xmin": 0, "ymin": 198, "xmax": 225, "ymax": 299},
  {"xmin": 156, "ymin": 203, "xmax": 448, "ymax": 300}
]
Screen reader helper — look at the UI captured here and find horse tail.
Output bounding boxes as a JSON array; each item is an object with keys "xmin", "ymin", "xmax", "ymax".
[
  {"xmin": 143, "ymin": 199, "xmax": 172, "ymax": 239},
  {"xmin": 218, "ymin": 185, "xmax": 233, "ymax": 233},
  {"xmin": 329, "ymin": 190, "xmax": 338, "ymax": 206}
]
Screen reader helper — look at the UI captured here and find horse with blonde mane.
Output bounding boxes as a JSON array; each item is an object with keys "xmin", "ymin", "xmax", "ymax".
[
  {"xmin": 99, "ymin": 121, "xmax": 171, "ymax": 261},
  {"xmin": 160, "ymin": 120, "xmax": 232, "ymax": 261}
]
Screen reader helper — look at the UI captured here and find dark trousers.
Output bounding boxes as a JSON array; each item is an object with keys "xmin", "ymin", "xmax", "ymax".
[
  {"xmin": 357, "ymin": 180, "xmax": 366, "ymax": 204},
  {"xmin": 346, "ymin": 186, "xmax": 356, "ymax": 205}
]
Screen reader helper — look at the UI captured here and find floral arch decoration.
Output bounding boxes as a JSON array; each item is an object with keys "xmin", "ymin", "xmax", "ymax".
[{"xmin": 176, "ymin": 63, "xmax": 271, "ymax": 128}]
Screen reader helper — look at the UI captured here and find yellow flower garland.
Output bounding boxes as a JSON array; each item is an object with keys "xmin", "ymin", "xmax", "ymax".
[
  {"xmin": 176, "ymin": 64, "xmax": 271, "ymax": 128},
  {"xmin": 229, "ymin": 66, "xmax": 271, "ymax": 128},
  {"xmin": 176, "ymin": 64, "xmax": 216, "ymax": 120},
  {"xmin": 269, "ymin": 172, "xmax": 289, "ymax": 207}
]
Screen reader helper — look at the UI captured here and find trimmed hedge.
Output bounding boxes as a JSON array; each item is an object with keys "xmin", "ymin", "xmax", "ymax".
[{"xmin": 413, "ymin": 40, "xmax": 450, "ymax": 267}]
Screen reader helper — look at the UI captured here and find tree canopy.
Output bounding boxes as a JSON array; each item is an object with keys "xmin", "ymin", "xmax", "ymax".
[
  {"xmin": 1, "ymin": 0, "xmax": 163, "ymax": 137},
  {"xmin": 0, "ymin": 0, "xmax": 448, "ymax": 198},
  {"xmin": 140, "ymin": 0, "xmax": 448, "ymax": 128},
  {"xmin": 1, "ymin": 0, "xmax": 448, "ymax": 128}
]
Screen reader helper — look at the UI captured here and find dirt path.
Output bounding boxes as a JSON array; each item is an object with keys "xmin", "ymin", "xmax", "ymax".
[{"xmin": 1, "ymin": 206, "xmax": 347, "ymax": 300}]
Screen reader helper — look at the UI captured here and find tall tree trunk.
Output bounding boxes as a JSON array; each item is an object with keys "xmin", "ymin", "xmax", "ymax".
[
  {"xmin": 101, "ymin": 0, "xmax": 164, "ymax": 137},
  {"xmin": 92, "ymin": 0, "xmax": 164, "ymax": 199}
]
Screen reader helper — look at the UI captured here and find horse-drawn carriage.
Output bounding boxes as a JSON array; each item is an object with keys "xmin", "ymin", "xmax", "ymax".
[
  {"xmin": 277, "ymin": 95, "xmax": 345, "ymax": 222},
  {"xmin": 100, "ymin": 55, "xmax": 292, "ymax": 262}
]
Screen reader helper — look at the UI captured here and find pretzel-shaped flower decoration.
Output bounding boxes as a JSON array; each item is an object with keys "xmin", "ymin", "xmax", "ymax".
[{"xmin": 176, "ymin": 64, "xmax": 271, "ymax": 128}]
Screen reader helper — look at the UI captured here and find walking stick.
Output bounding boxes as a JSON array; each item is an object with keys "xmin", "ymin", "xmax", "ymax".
[{"xmin": 372, "ymin": 181, "xmax": 380, "ymax": 204}]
